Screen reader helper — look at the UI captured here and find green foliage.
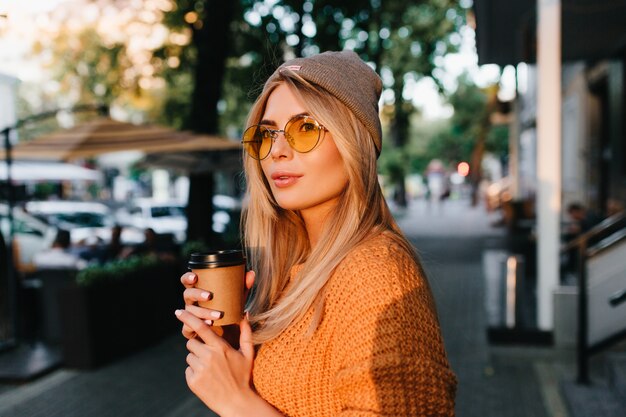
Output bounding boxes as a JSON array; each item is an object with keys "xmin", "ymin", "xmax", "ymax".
[
  {"xmin": 408, "ymin": 117, "xmax": 459, "ymax": 174},
  {"xmin": 29, "ymin": 0, "xmax": 477, "ymax": 186},
  {"xmin": 34, "ymin": 27, "xmax": 137, "ymax": 110},
  {"xmin": 75, "ymin": 255, "xmax": 161, "ymax": 287},
  {"xmin": 427, "ymin": 126, "xmax": 474, "ymax": 165},
  {"xmin": 32, "ymin": 183, "xmax": 60, "ymax": 200},
  {"xmin": 155, "ymin": 0, "xmax": 466, "ymax": 138},
  {"xmin": 447, "ymin": 73, "xmax": 489, "ymax": 134},
  {"xmin": 445, "ymin": 73, "xmax": 508, "ymax": 165},
  {"xmin": 180, "ymin": 239, "xmax": 211, "ymax": 261},
  {"xmin": 379, "ymin": 145, "xmax": 409, "ymax": 183},
  {"xmin": 486, "ymin": 124, "xmax": 509, "ymax": 158}
]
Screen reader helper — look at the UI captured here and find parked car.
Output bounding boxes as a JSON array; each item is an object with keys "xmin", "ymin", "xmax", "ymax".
[
  {"xmin": 24, "ymin": 200, "xmax": 143, "ymax": 246},
  {"xmin": 116, "ymin": 199, "xmax": 187, "ymax": 244},
  {"xmin": 0, "ymin": 203, "xmax": 56, "ymax": 273},
  {"xmin": 116, "ymin": 195, "xmax": 242, "ymax": 244},
  {"xmin": 212, "ymin": 194, "xmax": 242, "ymax": 244}
]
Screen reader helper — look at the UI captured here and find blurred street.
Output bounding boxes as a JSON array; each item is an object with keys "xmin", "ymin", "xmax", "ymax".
[
  {"xmin": 397, "ymin": 197, "xmax": 561, "ymax": 417},
  {"xmin": 0, "ymin": 197, "xmax": 615, "ymax": 417}
]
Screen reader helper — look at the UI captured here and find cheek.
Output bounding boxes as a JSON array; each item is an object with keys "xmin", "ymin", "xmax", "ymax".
[
  {"xmin": 260, "ymin": 161, "xmax": 272, "ymax": 184},
  {"xmin": 310, "ymin": 153, "xmax": 349, "ymax": 194}
]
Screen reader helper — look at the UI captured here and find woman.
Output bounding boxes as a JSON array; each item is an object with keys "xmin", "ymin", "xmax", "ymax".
[{"xmin": 176, "ymin": 51, "xmax": 457, "ymax": 416}]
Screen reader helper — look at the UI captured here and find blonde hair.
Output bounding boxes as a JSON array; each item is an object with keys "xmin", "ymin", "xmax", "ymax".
[{"xmin": 243, "ymin": 70, "xmax": 416, "ymax": 344}]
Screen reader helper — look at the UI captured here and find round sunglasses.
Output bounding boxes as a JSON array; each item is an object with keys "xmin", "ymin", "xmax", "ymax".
[{"xmin": 241, "ymin": 115, "xmax": 326, "ymax": 160}]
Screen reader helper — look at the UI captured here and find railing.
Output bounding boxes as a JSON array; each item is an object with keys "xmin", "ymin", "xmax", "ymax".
[{"xmin": 561, "ymin": 211, "xmax": 626, "ymax": 384}]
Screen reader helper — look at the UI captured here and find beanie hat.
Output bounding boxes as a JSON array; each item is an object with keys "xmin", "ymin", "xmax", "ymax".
[{"xmin": 264, "ymin": 50, "xmax": 383, "ymax": 156}]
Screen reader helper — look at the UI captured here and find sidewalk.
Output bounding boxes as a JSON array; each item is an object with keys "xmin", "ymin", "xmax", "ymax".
[
  {"xmin": 396, "ymin": 198, "xmax": 565, "ymax": 417},
  {"xmin": 0, "ymin": 197, "xmax": 601, "ymax": 416}
]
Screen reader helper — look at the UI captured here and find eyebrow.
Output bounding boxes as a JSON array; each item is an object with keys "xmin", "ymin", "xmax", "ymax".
[{"xmin": 259, "ymin": 112, "xmax": 310, "ymax": 126}]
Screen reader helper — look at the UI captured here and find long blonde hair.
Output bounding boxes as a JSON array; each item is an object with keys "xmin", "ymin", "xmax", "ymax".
[{"xmin": 243, "ymin": 69, "xmax": 416, "ymax": 344}]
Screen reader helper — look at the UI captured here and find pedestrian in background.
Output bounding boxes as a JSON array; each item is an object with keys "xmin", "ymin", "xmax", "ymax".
[
  {"xmin": 33, "ymin": 229, "xmax": 86, "ymax": 270},
  {"xmin": 566, "ymin": 202, "xmax": 603, "ymax": 236},
  {"xmin": 176, "ymin": 51, "xmax": 457, "ymax": 416},
  {"xmin": 98, "ymin": 224, "xmax": 125, "ymax": 264}
]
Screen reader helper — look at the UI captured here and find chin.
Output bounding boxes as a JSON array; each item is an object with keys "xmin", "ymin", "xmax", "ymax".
[{"xmin": 274, "ymin": 198, "xmax": 305, "ymax": 211}]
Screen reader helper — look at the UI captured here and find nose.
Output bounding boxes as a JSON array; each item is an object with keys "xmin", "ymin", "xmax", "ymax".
[{"xmin": 269, "ymin": 129, "xmax": 293, "ymax": 159}]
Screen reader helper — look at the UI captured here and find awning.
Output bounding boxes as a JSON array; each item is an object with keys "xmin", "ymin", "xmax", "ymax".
[
  {"xmin": 134, "ymin": 149, "xmax": 243, "ymax": 174},
  {"xmin": 473, "ymin": 0, "xmax": 626, "ymax": 66},
  {"xmin": 0, "ymin": 161, "xmax": 102, "ymax": 182},
  {"xmin": 0, "ymin": 117, "xmax": 241, "ymax": 161}
]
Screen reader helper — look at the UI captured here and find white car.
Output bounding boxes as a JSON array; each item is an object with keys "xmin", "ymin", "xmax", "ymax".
[
  {"xmin": 116, "ymin": 195, "xmax": 242, "ymax": 244},
  {"xmin": 116, "ymin": 199, "xmax": 187, "ymax": 244},
  {"xmin": 24, "ymin": 200, "xmax": 143, "ymax": 245},
  {"xmin": 0, "ymin": 203, "xmax": 56, "ymax": 273}
]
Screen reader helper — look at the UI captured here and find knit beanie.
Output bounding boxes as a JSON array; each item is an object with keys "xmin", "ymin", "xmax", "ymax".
[{"xmin": 264, "ymin": 50, "xmax": 383, "ymax": 156}]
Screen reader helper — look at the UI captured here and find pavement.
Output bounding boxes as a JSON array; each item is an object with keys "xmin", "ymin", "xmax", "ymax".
[{"xmin": 0, "ymin": 196, "xmax": 622, "ymax": 416}]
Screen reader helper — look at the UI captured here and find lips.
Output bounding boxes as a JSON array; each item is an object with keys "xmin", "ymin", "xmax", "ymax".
[{"xmin": 270, "ymin": 171, "xmax": 303, "ymax": 188}]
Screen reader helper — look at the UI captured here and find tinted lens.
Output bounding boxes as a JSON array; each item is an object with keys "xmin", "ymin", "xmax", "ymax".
[
  {"xmin": 242, "ymin": 125, "xmax": 272, "ymax": 160},
  {"xmin": 285, "ymin": 116, "xmax": 321, "ymax": 153}
]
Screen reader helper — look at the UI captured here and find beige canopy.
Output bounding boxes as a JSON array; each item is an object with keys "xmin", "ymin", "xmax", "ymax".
[{"xmin": 1, "ymin": 117, "xmax": 241, "ymax": 161}]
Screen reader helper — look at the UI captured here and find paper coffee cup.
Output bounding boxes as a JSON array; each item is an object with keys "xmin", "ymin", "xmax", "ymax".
[{"xmin": 188, "ymin": 250, "xmax": 246, "ymax": 326}]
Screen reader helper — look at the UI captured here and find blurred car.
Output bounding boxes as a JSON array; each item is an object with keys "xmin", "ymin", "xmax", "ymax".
[
  {"xmin": 24, "ymin": 200, "xmax": 143, "ymax": 246},
  {"xmin": 116, "ymin": 199, "xmax": 187, "ymax": 244},
  {"xmin": 0, "ymin": 203, "xmax": 56, "ymax": 273},
  {"xmin": 116, "ymin": 195, "xmax": 242, "ymax": 244},
  {"xmin": 212, "ymin": 194, "xmax": 241, "ymax": 234}
]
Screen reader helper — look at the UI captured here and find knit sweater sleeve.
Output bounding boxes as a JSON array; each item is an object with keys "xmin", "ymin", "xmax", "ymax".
[{"xmin": 329, "ymin": 236, "xmax": 456, "ymax": 416}]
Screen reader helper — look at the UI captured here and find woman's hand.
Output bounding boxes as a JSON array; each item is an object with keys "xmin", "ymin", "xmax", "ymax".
[
  {"xmin": 175, "ymin": 309, "xmax": 258, "ymax": 416},
  {"xmin": 180, "ymin": 270, "xmax": 255, "ymax": 340}
]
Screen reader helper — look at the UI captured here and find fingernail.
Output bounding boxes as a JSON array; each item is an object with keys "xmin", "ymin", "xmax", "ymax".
[
  {"xmin": 200, "ymin": 292, "xmax": 211, "ymax": 300},
  {"xmin": 174, "ymin": 309, "xmax": 182, "ymax": 317},
  {"xmin": 186, "ymin": 274, "xmax": 195, "ymax": 283},
  {"xmin": 210, "ymin": 311, "xmax": 222, "ymax": 319},
  {"xmin": 245, "ymin": 311, "xmax": 250, "ymax": 320},
  {"xmin": 204, "ymin": 320, "xmax": 213, "ymax": 326}
]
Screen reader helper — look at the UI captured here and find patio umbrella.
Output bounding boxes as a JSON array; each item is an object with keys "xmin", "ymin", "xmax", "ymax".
[
  {"xmin": 134, "ymin": 147, "xmax": 243, "ymax": 174},
  {"xmin": 0, "ymin": 117, "xmax": 240, "ymax": 161}
]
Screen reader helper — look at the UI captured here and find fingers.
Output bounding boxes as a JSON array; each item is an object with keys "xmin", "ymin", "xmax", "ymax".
[
  {"xmin": 183, "ymin": 287, "xmax": 212, "ymax": 306},
  {"xmin": 186, "ymin": 350, "xmax": 201, "ymax": 368},
  {"xmin": 175, "ymin": 309, "xmax": 223, "ymax": 346},
  {"xmin": 182, "ymin": 321, "xmax": 223, "ymax": 340},
  {"xmin": 182, "ymin": 324, "xmax": 196, "ymax": 340},
  {"xmin": 186, "ymin": 336, "xmax": 211, "ymax": 356},
  {"xmin": 184, "ymin": 365, "xmax": 194, "ymax": 383},
  {"xmin": 185, "ymin": 304, "xmax": 224, "ymax": 322},
  {"xmin": 181, "ymin": 272, "xmax": 197, "ymax": 288},
  {"xmin": 239, "ymin": 313, "xmax": 254, "ymax": 363}
]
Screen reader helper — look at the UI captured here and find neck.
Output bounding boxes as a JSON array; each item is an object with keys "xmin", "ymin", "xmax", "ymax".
[{"xmin": 300, "ymin": 198, "xmax": 338, "ymax": 248}]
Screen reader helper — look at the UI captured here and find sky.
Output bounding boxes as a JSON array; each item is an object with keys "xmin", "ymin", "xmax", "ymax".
[{"xmin": 0, "ymin": 0, "xmax": 513, "ymax": 119}]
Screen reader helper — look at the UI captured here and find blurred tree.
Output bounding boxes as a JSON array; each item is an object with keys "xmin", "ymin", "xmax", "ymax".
[
  {"xmin": 30, "ymin": 1, "xmax": 167, "ymax": 120},
  {"xmin": 379, "ymin": 71, "xmax": 509, "ymax": 204},
  {"xmin": 29, "ymin": 0, "xmax": 472, "ymax": 233},
  {"xmin": 445, "ymin": 73, "xmax": 505, "ymax": 205},
  {"xmin": 371, "ymin": 1, "xmax": 464, "ymax": 206},
  {"xmin": 30, "ymin": 0, "xmax": 464, "ymax": 238},
  {"xmin": 252, "ymin": 1, "xmax": 464, "ymax": 209},
  {"xmin": 34, "ymin": 28, "xmax": 131, "ymax": 108},
  {"xmin": 153, "ymin": 0, "xmax": 241, "ymax": 245}
]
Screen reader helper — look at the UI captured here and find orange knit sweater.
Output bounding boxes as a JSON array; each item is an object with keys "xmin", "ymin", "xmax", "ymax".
[{"xmin": 253, "ymin": 232, "xmax": 457, "ymax": 416}]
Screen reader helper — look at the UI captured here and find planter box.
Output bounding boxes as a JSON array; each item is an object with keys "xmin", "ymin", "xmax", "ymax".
[{"xmin": 59, "ymin": 263, "xmax": 182, "ymax": 369}]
